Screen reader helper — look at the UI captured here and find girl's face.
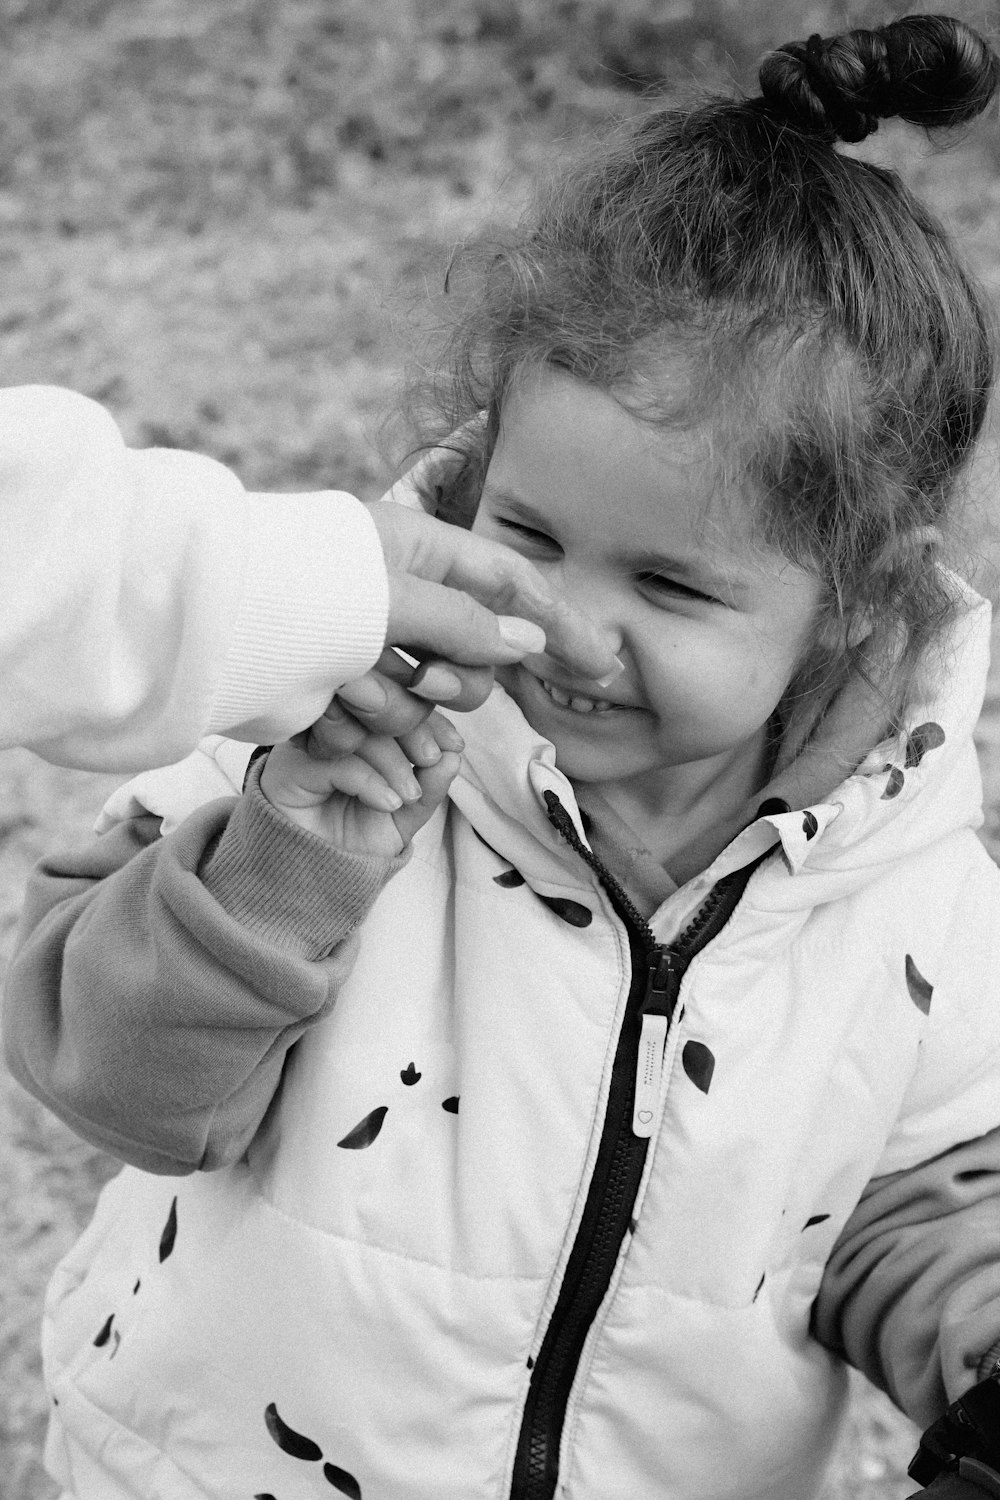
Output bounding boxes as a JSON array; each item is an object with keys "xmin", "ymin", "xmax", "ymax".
[{"xmin": 472, "ymin": 368, "xmax": 824, "ymax": 824}]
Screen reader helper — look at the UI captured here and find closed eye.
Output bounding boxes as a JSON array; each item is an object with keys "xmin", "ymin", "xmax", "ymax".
[
  {"xmin": 639, "ymin": 573, "xmax": 717, "ymax": 605},
  {"xmin": 495, "ymin": 518, "xmax": 559, "ymax": 548}
]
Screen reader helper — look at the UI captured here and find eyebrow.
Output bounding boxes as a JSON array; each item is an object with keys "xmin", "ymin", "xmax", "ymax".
[{"xmin": 482, "ymin": 488, "xmax": 755, "ymax": 596}]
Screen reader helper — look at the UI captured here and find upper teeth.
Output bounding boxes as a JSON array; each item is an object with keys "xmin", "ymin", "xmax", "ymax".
[{"xmin": 541, "ymin": 680, "xmax": 614, "ymax": 713}]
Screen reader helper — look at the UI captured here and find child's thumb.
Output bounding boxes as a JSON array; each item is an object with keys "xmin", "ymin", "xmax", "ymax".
[{"xmin": 392, "ymin": 751, "xmax": 461, "ymax": 844}]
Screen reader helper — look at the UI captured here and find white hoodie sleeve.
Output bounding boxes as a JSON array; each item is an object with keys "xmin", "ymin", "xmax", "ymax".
[{"xmin": 0, "ymin": 386, "xmax": 389, "ymax": 771}]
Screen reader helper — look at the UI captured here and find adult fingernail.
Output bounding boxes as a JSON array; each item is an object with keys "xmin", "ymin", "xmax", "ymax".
[
  {"xmin": 410, "ymin": 663, "xmax": 464, "ymax": 701},
  {"xmin": 593, "ymin": 656, "xmax": 626, "ymax": 688},
  {"xmin": 498, "ymin": 616, "xmax": 547, "ymax": 655},
  {"xmin": 338, "ymin": 676, "xmax": 387, "ymax": 713}
]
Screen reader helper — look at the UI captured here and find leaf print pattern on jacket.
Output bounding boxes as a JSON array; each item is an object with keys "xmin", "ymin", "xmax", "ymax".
[
  {"xmin": 336, "ymin": 1061, "xmax": 461, "ymax": 1148},
  {"xmin": 264, "ymin": 1402, "xmax": 362, "ymax": 1496}
]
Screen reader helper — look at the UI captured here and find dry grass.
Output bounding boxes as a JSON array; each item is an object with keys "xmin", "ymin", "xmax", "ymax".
[{"xmin": 1, "ymin": 2, "xmax": 1000, "ymax": 1496}]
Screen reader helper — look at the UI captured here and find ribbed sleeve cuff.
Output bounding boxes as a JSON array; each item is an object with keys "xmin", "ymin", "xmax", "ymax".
[
  {"xmin": 208, "ymin": 489, "xmax": 389, "ymax": 742},
  {"xmin": 201, "ymin": 762, "xmax": 407, "ymax": 958}
]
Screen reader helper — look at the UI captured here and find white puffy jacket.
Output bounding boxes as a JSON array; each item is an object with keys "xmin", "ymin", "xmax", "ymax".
[{"xmin": 27, "ymin": 593, "xmax": 1000, "ymax": 1500}]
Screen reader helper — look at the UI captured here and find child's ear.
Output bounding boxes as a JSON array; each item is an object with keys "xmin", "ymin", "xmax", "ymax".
[
  {"xmin": 867, "ymin": 523, "xmax": 943, "ymax": 579},
  {"xmin": 845, "ymin": 609, "xmax": 874, "ymax": 649},
  {"xmin": 905, "ymin": 524, "xmax": 943, "ymax": 552},
  {"xmin": 819, "ymin": 524, "xmax": 942, "ymax": 654},
  {"xmin": 814, "ymin": 605, "xmax": 872, "ymax": 655}
]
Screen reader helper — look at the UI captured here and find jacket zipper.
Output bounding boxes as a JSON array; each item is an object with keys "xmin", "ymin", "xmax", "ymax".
[{"xmin": 509, "ymin": 793, "xmax": 768, "ymax": 1500}]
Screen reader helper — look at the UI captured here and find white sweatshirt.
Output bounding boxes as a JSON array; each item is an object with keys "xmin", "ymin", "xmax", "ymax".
[{"xmin": 0, "ymin": 386, "xmax": 389, "ymax": 770}]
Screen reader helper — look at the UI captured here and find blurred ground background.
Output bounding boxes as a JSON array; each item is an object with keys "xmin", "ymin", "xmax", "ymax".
[{"xmin": 0, "ymin": 1, "xmax": 999, "ymax": 1496}]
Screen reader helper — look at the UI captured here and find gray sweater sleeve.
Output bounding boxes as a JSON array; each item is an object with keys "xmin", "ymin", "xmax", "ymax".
[
  {"xmin": 813, "ymin": 1129, "xmax": 1000, "ymax": 1429},
  {"xmin": 2, "ymin": 765, "xmax": 407, "ymax": 1175}
]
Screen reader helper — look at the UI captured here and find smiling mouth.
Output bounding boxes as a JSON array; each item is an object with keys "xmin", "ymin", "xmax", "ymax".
[{"xmin": 539, "ymin": 679, "xmax": 621, "ymax": 714}]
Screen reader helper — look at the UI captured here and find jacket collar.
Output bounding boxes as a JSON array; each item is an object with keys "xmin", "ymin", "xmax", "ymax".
[{"xmin": 448, "ymin": 585, "xmax": 992, "ymax": 907}]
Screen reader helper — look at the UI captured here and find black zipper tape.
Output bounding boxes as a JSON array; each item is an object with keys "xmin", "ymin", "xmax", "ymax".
[{"xmin": 509, "ymin": 793, "xmax": 769, "ymax": 1500}]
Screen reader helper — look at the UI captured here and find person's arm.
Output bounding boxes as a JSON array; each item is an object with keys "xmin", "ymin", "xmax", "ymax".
[
  {"xmin": 812, "ymin": 848, "xmax": 1000, "ymax": 1431},
  {"xmin": 3, "ymin": 662, "xmax": 461, "ymax": 1170},
  {"xmin": 816, "ymin": 1148, "xmax": 1000, "ymax": 1500},
  {"xmin": 0, "ymin": 386, "xmax": 621, "ymax": 773},
  {"xmin": 0, "ymin": 385, "xmax": 390, "ymax": 769},
  {"xmin": 2, "ymin": 760, "xmax": 408, "ymax": 1172},
  {"xmin": 813, "ymin": 1129, "xmax": 1000, "ymax": 1427}
]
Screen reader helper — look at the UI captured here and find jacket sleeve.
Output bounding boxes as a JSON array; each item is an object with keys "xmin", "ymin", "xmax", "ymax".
[
  {"xmin": 813, "ymin": 1129, "xmax": 1000, "ymax": 1430},
  {"xmin": 2, "ymin": 763, "xmax": 407, "ymax": 1174},
  {"xmin": 813, "ymin": 845, "xmax": 1000, "ymax": 1431},
  {"xmin": 0, "ymin": 385, "xmax": 388, "ymax": 771}
]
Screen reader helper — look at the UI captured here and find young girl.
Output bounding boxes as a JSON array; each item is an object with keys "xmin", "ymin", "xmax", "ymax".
[{"xmin": 6, "ymin": 15, "xmax": 1000, "ymax": 1500}]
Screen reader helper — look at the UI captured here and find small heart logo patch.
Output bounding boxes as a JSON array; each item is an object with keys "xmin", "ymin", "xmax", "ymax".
[{"xmin": 637, "ymin": 1109, "xmax": 653, "ymax": 1124}]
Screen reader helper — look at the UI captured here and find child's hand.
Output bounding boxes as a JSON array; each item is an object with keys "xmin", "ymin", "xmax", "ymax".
[{"xmin": 259, "ymin": 699, "xmax": 462, "ymax": 859}]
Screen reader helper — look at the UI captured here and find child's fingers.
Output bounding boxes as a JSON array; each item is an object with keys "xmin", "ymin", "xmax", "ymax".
[
  {"xmin": 265, "ymin": 745, "xmax": 407, "ymax": 814},
  {"xmin": 352, "ymin": 734, "xmax": 427, "ymax": 805},
  {"xmin": 305, "ymin": 697, "xmax": 368, "ymax": 760},
  {"xmin": 309, "ymin": 670, "xmax": 466, "ymax": 767},
  {"xmin": 390, "ymin": 752, "xmax": 462, "ymax": 843},
  {"xmin": 331, "ymin": 662, "xmax": 437, "ymax": 741},
  {"xmin": 396, "ymin": 710, "xmax": 465, "ymax": 767}
]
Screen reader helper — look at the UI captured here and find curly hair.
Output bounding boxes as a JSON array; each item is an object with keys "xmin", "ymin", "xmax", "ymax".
[{"xmin": 409, "ymin": 15, "xmax": 999, "ymax": 747}]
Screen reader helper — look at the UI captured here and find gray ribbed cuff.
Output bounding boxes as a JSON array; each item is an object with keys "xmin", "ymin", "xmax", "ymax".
[{"xmin": 201, "ymin": 760, "xmax": 408, "ymax": 958}]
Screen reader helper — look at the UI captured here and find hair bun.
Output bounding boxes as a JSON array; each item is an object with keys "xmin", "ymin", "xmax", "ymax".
[{"xmin": 758, "ymin": 14, "xmax": 1000, "ymax": 143}]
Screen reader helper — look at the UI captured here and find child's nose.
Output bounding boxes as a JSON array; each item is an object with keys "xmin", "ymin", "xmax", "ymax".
[{"xmin": 545, "ymin": 567, "xmax": 627, "ymax": 664}]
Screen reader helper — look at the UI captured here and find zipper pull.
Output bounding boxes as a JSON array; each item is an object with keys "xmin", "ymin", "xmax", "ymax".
[{"xmin": 632, "ymin": 948, "xmax": 677, "ymax": 1139}]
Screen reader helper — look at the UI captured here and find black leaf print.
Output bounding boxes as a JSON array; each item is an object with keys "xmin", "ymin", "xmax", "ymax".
[
  {"xmin": 756, "ymin": 797, "xmax": 790, "ymax": 818},
  {"xmin": 802, "ymin": 1214, "xmax": 830, "ymax": 1230},
  {"xmin": 540, "ymin": 895, "xmax": 592, "ymax": 927},
  {"xmin": 526, "ymin": 1355, "xmax": 534, "ymax": 1369},
  {"xmin": 337, "ymin": 1106, "xmax": 389, "ymax": 1150},
  {"xmin": 254, "ymin": 1494, "xmax": 277, "ymax": 1499},
  {"xmin": 904, "ymin": 721, "xmax": 945, "ymax": 769},
  {"xmin": 400, "ymin": 1062, "xmax": 421, "ymax": 1086},
  {"xmin": 880, "ymin": 765, "xmax": 905, "ymax": 799},
  {"xmin": 905, "ymin": 955, "xmax": 933, "ymax": 1015},
  {"xmin": 158, "ymin": 1197, "xmax": 178, "ymax": 1262},
  {"xmin": 324, "ymin": 1461, "xmax": 362, "ymax": 1498},
  {"xmin": 802, "ymin": 811, "xmax": 819, "ymax": 839},
  {"xmin": 264, "ymin": 1403, "xmax": 323, "ymax": 1461},
  {"xmin": 93, "ymin": 1313, "xmax": 115, "ymax": 1348},
  {"xmin": 474, "ymin": 829, "xmax": 526, "ymax": 887},
  {"xmin": 682, "ymin": 1040, "xmax": 715, "ymax": 1094},
  {"xmin": 442, "ymin": 1096, "xmax": 460, "ymax": 1113},
  {"xmin": 753, "ymin": 1273, "xmax": 766, "ymax": 1302},
  {"xmin": 133, "ymin": 1279, "xmax": 141, "ymax": 1294}
]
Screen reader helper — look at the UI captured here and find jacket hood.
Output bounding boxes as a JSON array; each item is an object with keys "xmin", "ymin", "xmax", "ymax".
[{"xmin": 448, "ymin": 582, "xmax": 992, "ymax": 916}]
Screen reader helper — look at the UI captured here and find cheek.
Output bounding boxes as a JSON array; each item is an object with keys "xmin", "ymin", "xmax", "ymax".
[{"xmin": 639, "ymin": 633, "xmax": 787, "ymax": 743}]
